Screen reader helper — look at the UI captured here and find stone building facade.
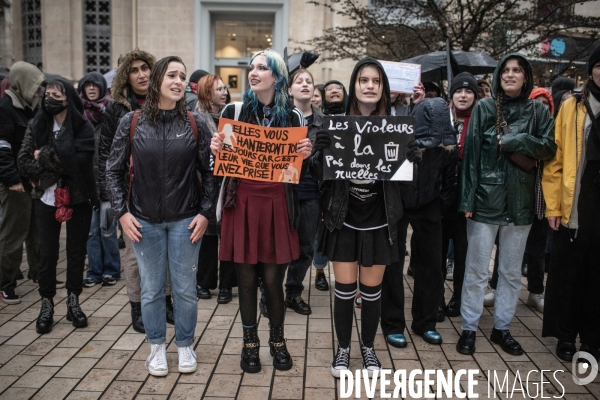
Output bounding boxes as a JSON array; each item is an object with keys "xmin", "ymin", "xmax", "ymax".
[{"xmin": 0, "ymin": 0, "xmax": 359, "ymax": 98}]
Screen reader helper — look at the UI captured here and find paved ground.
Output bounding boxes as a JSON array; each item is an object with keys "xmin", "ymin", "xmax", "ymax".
[{"xmin": 0, "ymin": 230, "xmax": 598, "ymax": 400}]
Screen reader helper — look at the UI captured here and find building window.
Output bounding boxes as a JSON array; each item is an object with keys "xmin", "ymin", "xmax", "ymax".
[
  {"xmin": 21, "ymin": 0, "xmax": 42, "ymax": 69},
  {"xmin": 537, "ymin": 0, "xmax": 573, "ymax": 19},
  {"xmin": 84, "ymin": 0, "xmax": 111, "ymax": 74}
]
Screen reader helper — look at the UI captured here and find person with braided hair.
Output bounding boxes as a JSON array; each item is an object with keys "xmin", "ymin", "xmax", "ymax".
[{"xmin": 457, "ymin": 54, "xmax": 556, "ymax": 356}]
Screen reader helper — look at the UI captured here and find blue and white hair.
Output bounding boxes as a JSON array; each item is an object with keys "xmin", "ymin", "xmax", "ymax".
[{"xmin": 243, "ymin": 48, "xmax": 291, "ymax": 127}]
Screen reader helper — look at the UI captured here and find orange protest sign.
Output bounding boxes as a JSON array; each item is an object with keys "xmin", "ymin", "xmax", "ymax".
[{"xmin": 214, "ymin": 118, "xmax": 308, "ymax": 183}]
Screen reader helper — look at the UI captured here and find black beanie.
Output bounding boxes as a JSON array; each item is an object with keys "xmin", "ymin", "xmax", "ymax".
[
  {"xmin": 588, "ymin": 46, "xmax": 600, "ymax": 75},
  {"xmin": 190, "ymin": 69, "xmax": 209, "ymax": 84},
  {"xmin": 449, "ymin": 72, "xmax": 478, "ymax": 99}
]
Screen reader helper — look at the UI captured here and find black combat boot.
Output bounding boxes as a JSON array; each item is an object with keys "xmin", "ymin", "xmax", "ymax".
[
  {"xmin": 269, "ymin": 324, "xmax": 293, "ymax": 371},
  {"xmin": 36, "ymin": 297, "xmax": 54, "ymax": 334},
  {"xmin": 66, "ymin": 292, "xmax": 88, "ymax": 328},
  {"xmin": 241, "ymin": 325, "xmax": 261, "ymax": 373},
  {"xmin": 130, "ymin": 301, "xmax": 145, "ymax": 333}
]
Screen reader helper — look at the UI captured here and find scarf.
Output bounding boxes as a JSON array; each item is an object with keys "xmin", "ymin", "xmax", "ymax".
[
  {"xmin": 456, "ymin": 109, "xmax": 472, "ymax": 159},
  {"xmin": 80, "ymin": 94, "xmax": 110, "ymax": 124},
  {"xmin": 589, "ymin": 79, "xmax": 600, "ymax": 103}
]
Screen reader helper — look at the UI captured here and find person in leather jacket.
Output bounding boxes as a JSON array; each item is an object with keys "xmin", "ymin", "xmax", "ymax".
[
  {"xmin": 457, "ymin": 53, "xmax": 556, "ymax": 356},
  {"xmin": 106, "ymin": 56, "xmax": 214, "ymax": 377},
  {"xmin": 311, "ymin": 57, "xmax": 418, "ymax": 378}
]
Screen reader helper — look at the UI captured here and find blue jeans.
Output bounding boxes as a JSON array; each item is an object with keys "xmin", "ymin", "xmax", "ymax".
[
  {"xmin": 461, "ymin": 219, "xmax": 531, "ymax": 331},
  {"xmin": 132, "ymin": 216, "xmax": 200, "ymax": 347},
  {"xmin": 284, "ymin": 199, "xmax": 320, "ymax": 297},
  {"xmin": 86, "ymin": 209, "xmax": 121, "ymax": 280}
]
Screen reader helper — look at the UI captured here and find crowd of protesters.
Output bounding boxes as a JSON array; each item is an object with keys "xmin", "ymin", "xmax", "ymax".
[{"xmin": 0, "ymin": 44, "xmax": 598, "ymax": 378}]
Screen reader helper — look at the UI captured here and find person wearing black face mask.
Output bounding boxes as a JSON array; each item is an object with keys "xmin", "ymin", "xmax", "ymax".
[{"xmin": 18, "ymin": 79, "xmax": 97, "ymax": 334}]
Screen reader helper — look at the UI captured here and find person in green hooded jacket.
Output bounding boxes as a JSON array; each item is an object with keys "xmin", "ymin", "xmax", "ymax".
[{"xmin": 456, "ymin": 54, "xmax": 556, "ymax": 356}]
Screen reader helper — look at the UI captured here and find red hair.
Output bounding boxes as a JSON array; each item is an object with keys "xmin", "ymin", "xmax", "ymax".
[{"xmin": 197, "ymin": 74, "xmax": 223, "ymax": 111}]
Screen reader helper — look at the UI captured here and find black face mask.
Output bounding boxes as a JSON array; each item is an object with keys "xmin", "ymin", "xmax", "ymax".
[{"xmin": 45, "ymin": 97, "xmax": 67, "ymax": 115}]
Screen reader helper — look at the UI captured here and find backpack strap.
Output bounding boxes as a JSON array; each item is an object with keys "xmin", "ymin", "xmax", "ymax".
[
  {"xmin": 127, "ymin": 110, "xmax": 141, "ymax": 204},
  {"xmin": 187, "ymin": 111, "xmax": 198, "ymax": 140},
  {"xmin": 186, "ymin": 111, "xmax": 203, "ymax": 192},
  {"xmin": 234, "ymin": 102, "xmax": 242, "ymax": 121}
]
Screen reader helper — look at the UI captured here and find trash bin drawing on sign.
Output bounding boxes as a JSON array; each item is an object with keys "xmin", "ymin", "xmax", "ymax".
[{"xmin": 385, "ymin": 142, "xmax": 399, "ymax": 162}]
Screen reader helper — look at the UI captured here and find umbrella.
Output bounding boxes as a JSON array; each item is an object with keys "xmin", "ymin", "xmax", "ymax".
[
  {"xmin": 284, "ymin": 48, "xmax": 319, "ymax": 75},
  {"xmin": 402, "ymin": 50, "xmax": 497, "ymax": 82}
]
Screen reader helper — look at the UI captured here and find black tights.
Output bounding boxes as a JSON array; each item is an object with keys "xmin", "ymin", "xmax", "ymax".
[{"xmin": 236, "ymin": 263, "xmax": 285, "ymax": 327}]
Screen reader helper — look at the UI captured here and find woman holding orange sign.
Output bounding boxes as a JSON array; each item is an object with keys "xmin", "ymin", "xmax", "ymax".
[{"xmin": 210, "ymin": 48, "xmax": 312, "ymax": 374}]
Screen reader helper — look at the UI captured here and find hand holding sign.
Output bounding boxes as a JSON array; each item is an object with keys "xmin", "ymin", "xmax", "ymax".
[{"xmin": 213, "ymin": 118, "xmax": 308, "ymax": 183}]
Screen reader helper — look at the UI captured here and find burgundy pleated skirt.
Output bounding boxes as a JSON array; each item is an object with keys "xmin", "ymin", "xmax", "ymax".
[{"xmin": 219, "ymin": 180, "xmax": 299, "ymax": 265}]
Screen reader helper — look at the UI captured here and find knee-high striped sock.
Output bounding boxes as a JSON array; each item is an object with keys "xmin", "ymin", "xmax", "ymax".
[
  {"xmin": 359, "ymin": 282, "xmax": 382, "ymax": 347},
  {"xmin": 334, "ymin": 281, "xmax": 357, "ymax": 348}
]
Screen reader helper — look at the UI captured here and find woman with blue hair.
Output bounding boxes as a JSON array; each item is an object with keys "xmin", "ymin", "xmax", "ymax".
[{"xmin": 211, "ymin": 49, "xmax": 312, "ymax": 373}]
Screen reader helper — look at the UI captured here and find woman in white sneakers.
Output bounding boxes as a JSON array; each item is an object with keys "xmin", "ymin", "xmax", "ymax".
[{"xmin": 106, "ymin": 56, "xmax": 215, "ymax": 376}]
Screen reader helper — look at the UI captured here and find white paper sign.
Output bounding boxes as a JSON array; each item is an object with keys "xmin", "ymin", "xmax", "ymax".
[{"xmin": 379, "ymin": 60, "xmax": 421, "ymax": 94}]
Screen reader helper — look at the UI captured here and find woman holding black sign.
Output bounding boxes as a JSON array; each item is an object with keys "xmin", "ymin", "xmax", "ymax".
[
  {"xmin": 312, "ymin": 57, "xmax": 421, "ymax": 378},
  {"xmin": 457, "ymin": 54, "xmax": 556, "ymax": 356},
  {"xmin": 210, "ymin": 49, "xmax": 312, "ymax": 374}
]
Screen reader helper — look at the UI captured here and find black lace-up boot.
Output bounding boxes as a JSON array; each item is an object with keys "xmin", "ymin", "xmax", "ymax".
[
  {"xmin": 130, "ymin": 301, "xmax": 145, "ymax": 333},
  {"xmin": 36, "ymin": 297, "xmax": 54, "ymax": 334},
  {"xmin": 269, "ymin": 324, "xmax": 293, "ymax": 371},
  {"xmin": 66, "ymin": 292, "xmax": 88, "ymax": 328},
  {"xmin": 241, "ymin": 325, "xmax": 261, "ymax": 373}
]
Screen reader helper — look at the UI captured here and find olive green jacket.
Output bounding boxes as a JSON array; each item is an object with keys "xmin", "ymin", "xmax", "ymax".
[{"xmin": 459, "ymin": 53, "xmax": 557, "ymax": 226}]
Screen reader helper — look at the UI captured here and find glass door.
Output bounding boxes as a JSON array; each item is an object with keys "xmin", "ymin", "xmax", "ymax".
[{"xmin": 212, "ymin": 15, "xmax": 274, "ymax": 102}]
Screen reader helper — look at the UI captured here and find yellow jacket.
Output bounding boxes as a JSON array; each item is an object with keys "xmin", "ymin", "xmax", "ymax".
[{"xmin": 542, "ymin": 96, "xmax": 587, "ymax": 224}]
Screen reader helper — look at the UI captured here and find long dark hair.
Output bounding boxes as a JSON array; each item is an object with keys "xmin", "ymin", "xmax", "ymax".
[
  {"xmin": 142, "ymin": 56, "xmax": 187, "ymax": 124},
  {"xmin": 347, "ymin": 63, "xmax": 389, "ymax": 116}
]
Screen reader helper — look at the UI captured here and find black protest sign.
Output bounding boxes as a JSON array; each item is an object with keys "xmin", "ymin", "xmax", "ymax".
[{"xmin": 323, "ymin": 116, "xmax": 415, "ymax": 181}]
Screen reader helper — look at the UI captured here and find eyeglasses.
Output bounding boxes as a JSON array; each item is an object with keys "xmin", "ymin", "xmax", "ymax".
[
  {"xmin": 215, "ymin": 86, "xmax": 229, "ymax": 93},
  {"xmin": 325, "ymin": 85, "xmax": 343, "ymax": 91}
]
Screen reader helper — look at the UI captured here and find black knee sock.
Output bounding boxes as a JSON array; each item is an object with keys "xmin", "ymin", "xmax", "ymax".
[
  {"xmin": 334, "ymin": 281, "xmax": 357, "ymax": 348},
  {"xmin": 359, "ymin": 282, "xmax": 382, "ymax": 347}
]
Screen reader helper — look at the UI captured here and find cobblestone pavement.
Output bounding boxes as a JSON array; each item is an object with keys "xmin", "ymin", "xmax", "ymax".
[{"xmin": 0, "ymin": 231, "xmax": 598, "ymax": 399}]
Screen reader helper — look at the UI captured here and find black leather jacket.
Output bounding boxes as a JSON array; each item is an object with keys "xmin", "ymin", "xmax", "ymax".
[
  {"xmin": 106, "ymin": 109, "xmax": 215, "ymax": 223},
  {"xmin": 98, "ymin": 93, "xmax": 141, "ymax": 202},
  {"xmin": 311, "ymin": 150, "xmax": 404, "ymax": 244}
]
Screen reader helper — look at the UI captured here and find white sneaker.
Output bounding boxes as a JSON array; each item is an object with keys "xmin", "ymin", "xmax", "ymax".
[
  {"xmin": 526, "ymin": 293, "xmax": 544, "ymax": 313},
  {"xmin": 178, "ymin": 346, "xmax": 197, "ymax": 373},
  {"xmin": 483, "ymin": 288, "xmax": 496, "ymax": 307},
  {"xmin": 145, "ymin": 343, "xmax": 168, "ymax": 376},
  {"xmin": 446, "ymin": 261, "xmax": 454, "ymax": 281}
]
